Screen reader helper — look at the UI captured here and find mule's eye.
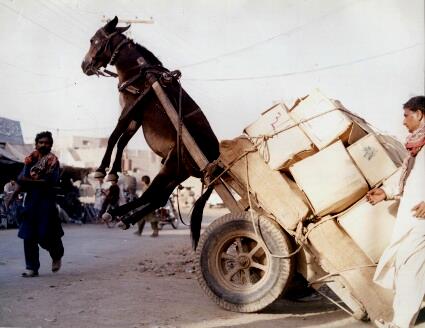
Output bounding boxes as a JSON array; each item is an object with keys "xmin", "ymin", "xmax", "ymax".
[{"xmin": 94, "ymin": 40, "xmax": 100, "ymax": 45}]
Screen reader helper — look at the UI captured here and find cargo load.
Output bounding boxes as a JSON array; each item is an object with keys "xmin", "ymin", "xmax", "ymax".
[{"xmin": 219, "ymin": 136, "xmax": 311, "ymax": 230}]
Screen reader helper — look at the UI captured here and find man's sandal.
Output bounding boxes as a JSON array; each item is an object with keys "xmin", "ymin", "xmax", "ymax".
[
  {"xmin": 52, "ymin": 259, "xmax": 61, "ymax": 272},
  {"xmin": 21, "ymin": 270, "xmax": 38, "ymax": 278}
]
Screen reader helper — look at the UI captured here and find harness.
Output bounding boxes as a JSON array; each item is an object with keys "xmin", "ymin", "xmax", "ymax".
[{"xmin": 93, "ymin": 30, "xmax": 203, "ymax": 226}]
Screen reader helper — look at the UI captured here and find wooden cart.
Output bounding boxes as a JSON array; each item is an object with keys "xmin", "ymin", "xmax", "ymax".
[{"xmin": 150, "ymin": 79, "xmax": 394, "ymax": 323}]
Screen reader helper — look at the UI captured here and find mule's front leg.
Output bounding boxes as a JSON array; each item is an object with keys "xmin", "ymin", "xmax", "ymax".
[
  {"xmin": 95, "ymin": 119, "xmax": 130, "ymax": 178},
  {"xmin": 107, "ymin": 120, "xmax": 141, "ymax": 181}
]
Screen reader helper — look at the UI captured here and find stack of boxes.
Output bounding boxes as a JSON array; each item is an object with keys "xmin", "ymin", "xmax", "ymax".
[{"xmin": 243, "ymin": 89, "xmax": 406, "ymax": 263}]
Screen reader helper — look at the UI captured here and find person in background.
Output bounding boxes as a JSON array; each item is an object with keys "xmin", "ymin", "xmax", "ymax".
[
  {"xmin": 99, "ymin": 179, "xmax": 121, "ymax": 224},
  {"xmin": 4, "ymin": 178, "xmax": 18, "ymax": 205},
  {"xmin": 3, "ymin": 178, "xmax": 22, "ymax": 226},
  {"xmin": 94, "ymin": 177, "xmax": 107, "ymax": 220},
  {"xmin": 12, "ymin": 131, "xmax": 64, "ymax": 277},
  {"xmin": 122, "ymin": 170, "xmax": 137, "ymax": 203},
  {"xmin": 367, "ymin": 96, "xmax": 425, "ymax": 328},
  {"xmin": 134, "ymin": 175, "xmax": 159, "ymax": 237}
]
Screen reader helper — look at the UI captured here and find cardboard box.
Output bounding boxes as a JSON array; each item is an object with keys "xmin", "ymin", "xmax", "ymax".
[
  {"xmin": 376, "ymin": 134, "xmax": 408, "ymax": 167},
  {"xmin": 348, "ymin": 134, "xmax": 398, "ymax": 187},
  {"xmin": 345, "ymin": 121, "xmax": 368, "ymax": 145},
  {"xmin": 338, "ymin": 198, "xmax": 398, "ymax": 263},
  {"xmin": 219, "ymin": 136, "xmax": 311, "ymax": 230},
  {"xmin": 290, "ymin": 89, "xmax": 353, "ymax": 149},
  {"xmin": 289, "ymin": 140, "xmax": 369, "ymax": 216},
  {"xmin": 244, "ymin": 103, "xmax": 315, "ymax": 170},
  {"xmin": 338, "ymin": 103, "xmax": 408, "ymax": 166}
]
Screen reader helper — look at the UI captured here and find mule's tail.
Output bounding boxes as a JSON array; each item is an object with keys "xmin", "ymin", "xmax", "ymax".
[{"xmin": 191, "ymin": 185, "xmax": 214, "ymax": 250}]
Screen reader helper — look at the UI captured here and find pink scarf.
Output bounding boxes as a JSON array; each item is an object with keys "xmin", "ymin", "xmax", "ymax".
[
  {"xmin": 399, "ymin": 124, "xmax": 425, "ymax": 192},
  {"xmin": 24, "ymin": 150, "xmax": 58, "ymax": 179},
  {"xmin": 405, "ymin": 124, "xmax": 425, "ymax": 157}
]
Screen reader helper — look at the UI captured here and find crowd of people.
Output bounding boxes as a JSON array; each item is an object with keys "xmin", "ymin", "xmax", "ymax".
[{"xmin": 2, "ymin": 168, "xmax": 151, "ymax": 228}]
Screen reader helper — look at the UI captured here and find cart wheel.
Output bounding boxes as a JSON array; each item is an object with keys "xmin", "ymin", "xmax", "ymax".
[{"xmin": 195, "ymin": 212, "xmax": 294, "ymax": 313}]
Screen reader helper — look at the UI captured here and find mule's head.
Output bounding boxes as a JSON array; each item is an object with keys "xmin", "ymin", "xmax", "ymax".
[{"xmin": 81, "ymin": 16, "xmax": 130, "ymax": 76}]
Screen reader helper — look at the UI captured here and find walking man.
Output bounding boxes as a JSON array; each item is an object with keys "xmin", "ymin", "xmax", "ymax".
[{"xmin": 15, "ymin": 131, "xmax": 64, "ymax": 277}]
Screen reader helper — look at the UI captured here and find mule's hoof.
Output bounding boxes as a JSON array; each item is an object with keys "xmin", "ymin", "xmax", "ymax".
[
  {"xmin": 106, "ymin": 173, "xmax": 118, "ymax": 182},
  {"xmin": 94, "ymin": 170, "xmax": 106, "ymax": 179},
  {"xmin": 117, "ymin": 221, "xmax": 130, "ymax": 230}
]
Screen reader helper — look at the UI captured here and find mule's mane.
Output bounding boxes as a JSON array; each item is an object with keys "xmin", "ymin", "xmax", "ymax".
[{"xmin": 133, "ymin": 42, "xmax": 163, "ymax": 66}]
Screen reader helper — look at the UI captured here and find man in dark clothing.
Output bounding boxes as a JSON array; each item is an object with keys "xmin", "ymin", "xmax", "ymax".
[
  {"xmin": 14, "ymin": 131, "xmax": 64, "ymax": 277},
  {"xmin": 99, "ymin": 179, "xmax": 121, "ymax": 226},
  {"xmin": 134, "ymin": 175, "xmax": 159, "ymax": 237}
]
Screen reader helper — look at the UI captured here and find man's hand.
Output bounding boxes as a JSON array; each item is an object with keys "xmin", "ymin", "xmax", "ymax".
[
  {"xmin": 412, "ymin": 202, "xmax": 425, "ymax": 219},
  {"xmin": 366, "ymin": 188, "xmax": 387, "ymax": 205}
]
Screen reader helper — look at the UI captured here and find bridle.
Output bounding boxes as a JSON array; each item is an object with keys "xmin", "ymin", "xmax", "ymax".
[{"xmin": 87, "ymin": 28, "xmax": 131, "ymax": 77}]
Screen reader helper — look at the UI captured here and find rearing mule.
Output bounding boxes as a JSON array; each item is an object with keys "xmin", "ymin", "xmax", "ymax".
[{"xmin": 81, "ymin": 17, "xmax": 219, "ymax": 247}]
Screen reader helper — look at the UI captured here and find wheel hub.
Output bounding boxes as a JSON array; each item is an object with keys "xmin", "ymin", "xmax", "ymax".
[{"xmin": 238, "ymin": 255, "xmax": 250, "ymax": 269}]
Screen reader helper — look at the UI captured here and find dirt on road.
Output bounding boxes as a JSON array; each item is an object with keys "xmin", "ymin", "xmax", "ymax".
[{"xmin": 0, "ymin": 208, "xmax": 374, "ymax": 328}]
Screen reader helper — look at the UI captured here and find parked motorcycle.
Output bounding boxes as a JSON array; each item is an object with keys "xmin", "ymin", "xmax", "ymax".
[{"xmin": 156, "ymin": 196, "xmax": 179, "ymax": 230}]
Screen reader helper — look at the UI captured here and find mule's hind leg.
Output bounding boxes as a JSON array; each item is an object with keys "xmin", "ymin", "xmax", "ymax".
[
  {"xmin": 110, "ymin": 149, "xmax": 190, "ymax": 222},
  {"xmin": 119, "ymin": 172, "xmax": 187, "ymax": 228},
  {"xmin": 106, "ymin": 120, "xmax": 141, "ymax": 181}
]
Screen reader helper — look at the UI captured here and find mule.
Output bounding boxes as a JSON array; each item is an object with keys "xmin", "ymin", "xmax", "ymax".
[{"xmin": 81, "ymin": 16, "xmax": 218, "ymax": 247}]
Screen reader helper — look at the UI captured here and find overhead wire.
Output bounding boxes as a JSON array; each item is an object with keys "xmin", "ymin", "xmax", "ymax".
[
  {"xmin": 47, "ymin": 0, "xmax": 93, "ymax": 32},
  {"xmin": 36, "ymin": 0, "xmax": 89, "ymax": 36},
  {"xmin": 0, "ymin": 58, "xmax": 68, "ymax": 79},
  {"xmin": 0, "ymin": 1, "xmax": 83, "ymax": 50},
  {"xmin": 185, "ymin": 42, "xmax": 424, "ymax": 82},
  {"xmin": 0, "ymin": 78, "xmax": 86, "ymax": 96},
  {"xmin": 179, "ymin": 0, "xmax": 365, "ymax": 69}
]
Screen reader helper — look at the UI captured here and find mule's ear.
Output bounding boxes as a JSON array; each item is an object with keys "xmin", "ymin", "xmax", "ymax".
[
  {"xmin": 116, "ymin": 25, "xmax": 131, "ymax": 34},
  {"xmin": 104, "ymin": 16, "xmax": 118, "ymax": 33}
]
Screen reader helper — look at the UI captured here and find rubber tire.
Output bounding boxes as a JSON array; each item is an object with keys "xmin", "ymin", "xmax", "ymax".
[{"xmin": 195, "ymin": 212, "xmax": 294, "ymax": 313}]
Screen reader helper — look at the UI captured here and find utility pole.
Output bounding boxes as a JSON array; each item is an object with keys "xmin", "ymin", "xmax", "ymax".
[
  {"xmin": 101, "ymin": 16, "xmax": 154, "ymax": 38},
  {"xmin": 101, "ymin": 16, "xmax": 154, "ymax": 24}
]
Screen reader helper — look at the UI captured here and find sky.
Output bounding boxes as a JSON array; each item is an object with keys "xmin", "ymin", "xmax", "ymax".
[{"xmin": 0, "ymin": 0, "xmax": 423, "ymax": 149}]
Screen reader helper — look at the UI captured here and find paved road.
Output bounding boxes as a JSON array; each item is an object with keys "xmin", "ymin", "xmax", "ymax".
[{"xmin": 0, "ymin": 208, "xmax": 372, "ymax": 328}]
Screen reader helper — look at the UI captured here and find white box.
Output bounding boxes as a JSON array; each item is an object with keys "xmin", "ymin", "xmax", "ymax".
[
  {"xmin": 338, "ymin": 198, "xmax": 398, "ymax": 263},
  {"xmin": 290, "ymin": 89, "xmax": 353, "ymax": 149},
  {"xmin": 289, "ymin": 140, "xmax": 369, "ymax": 216},
  {"xmin": 244, "ymin": 103, "xmax": 315, "ymax": 170},
  {"xmin": 348, "ymin": 134, "xmax": 398, "ymax": 187}
]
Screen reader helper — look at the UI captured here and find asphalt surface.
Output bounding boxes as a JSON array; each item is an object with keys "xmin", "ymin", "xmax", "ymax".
[{"xmin": 0, "ymin": 207, "xmax": 376, "ymax": 328}]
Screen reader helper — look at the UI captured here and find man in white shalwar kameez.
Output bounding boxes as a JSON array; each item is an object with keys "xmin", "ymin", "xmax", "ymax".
[{"xmin": 367, "ymin": 96, "xmax": 425, "ymax": 328}]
